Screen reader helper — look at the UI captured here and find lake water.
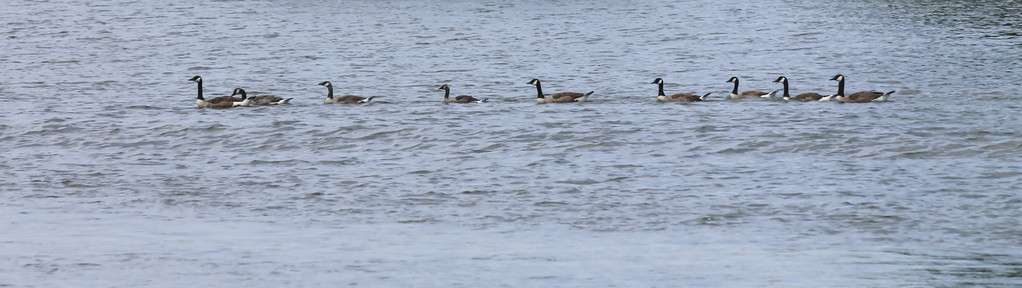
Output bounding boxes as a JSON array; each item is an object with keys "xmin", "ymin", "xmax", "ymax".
[{"xmin": 2, "ymin": 0, "xmax": 1021, "ymax": 286}]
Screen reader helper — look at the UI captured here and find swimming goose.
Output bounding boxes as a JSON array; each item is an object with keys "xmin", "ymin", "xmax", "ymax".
[
  {"xmin": 438, "ymin": 84, "xmax": 487, "ymax": 103},
  {"xmin": 830, "ymin": 74, "xmax": 896, "ymax": 103},
  {"xmin": 189, "ymin": 76, "xmax": 245, "ymax": 108},
  {"xmin": 249, "ymin": 93, "xmax": 292, "ymax": 105},
  {"xmin": 319, "ymin": 81, "xmax": 374, "ymax": 104},
  {"xmin": 726, "ymin": 76, "xmax": 771, "ymax": 99},
  {"xmin": 651, "ymin": 78, "xmax": 710, "ymax": 102},
  {"xmin": 527, "ymin": 79, "xmax": 593, "ymax": 103},
  {"xmin": 773, "ymin": 76, "xmax": 825, "ymax": 101}
]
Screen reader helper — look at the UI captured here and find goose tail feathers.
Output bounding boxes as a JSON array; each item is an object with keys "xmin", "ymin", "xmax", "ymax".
[
  {"xmin": 580, "ymin": 92, "xmax": 596, "ymax": 102},
  {"xmin": 873, "ymin": 91, "xmax": 896, "ymax": 102},
  {"xmin": 579, "ymin": 91, "xmax": 594, "ymax": 102}
]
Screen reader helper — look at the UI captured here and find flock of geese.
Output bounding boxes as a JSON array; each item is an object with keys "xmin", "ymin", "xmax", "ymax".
[{"xmin": 189, "ymin": 74, "xmax": 895, "ymax": 108}]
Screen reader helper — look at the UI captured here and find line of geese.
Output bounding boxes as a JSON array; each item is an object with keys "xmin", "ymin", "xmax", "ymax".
[{"xmin": 189, "ymin": 74, "xmax": 895, "ymax": 108}]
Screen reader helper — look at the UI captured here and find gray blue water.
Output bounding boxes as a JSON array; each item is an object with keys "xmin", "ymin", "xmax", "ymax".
[{"xmin": 2, "ymin": 0, "xmax": 1022, "ymax": 286}]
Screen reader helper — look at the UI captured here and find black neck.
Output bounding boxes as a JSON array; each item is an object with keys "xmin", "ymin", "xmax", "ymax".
[
  {"xmin": 326, "ymin": 85, "xmax": 334, "ymax": 99},
  {"xmin": 731, "ymin": 79, "xmax": 739, "ymax": 94},
  {"xmin": 836, "ymin": 79, "xmax": 845, "ymax": 96},
  {"xmin": 196, "ymin": 80, "xmax": 204, "ymax": 100},
  {"xmin": 534, "ymin": 82, "xmax": 545, "ymax": 99},
  {"xmin": 443, "ymin": 87, "xmax": 450, "ymax": 99},
  {"xmin": 657, "ymin": 82, "xmax": 666, "ymax": 96},
  {"xmin": 782, "ymin": 80, "xmax": 790, "ymax": 97}
]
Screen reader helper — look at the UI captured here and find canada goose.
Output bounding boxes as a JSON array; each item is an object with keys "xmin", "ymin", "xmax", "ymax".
[
  {"xmin": 651, "ymin": 78, "xmax": 710, "ymax": 102},
  {"xmin": 189, "ymin": 76, "xmax": 245, "ymax": 108},
  {"xmin": 228, "ymin": 88, "xmax": 252, "ymax": 107},
  {"xmin": 830, "ymin": 74, "xmax": 896, "ymax": 103},
  {"xmin": 726, "ymin": 76, "xmax": 771, "ymax": 99},
  {"xmin": 526, "ymin": 79, "xmax": 593, "ymax": 103},
  {"xmin": 773, "ymin": 76, "xmax": 825, "ymax": 101},
  {"xmin": 319, "ymin": 81, "xmax": 374, "ymax": 104},
  {"xmin": 438, "ymin": 84, "xmax": 487, "ymax": 103},
  {"xmin": 249, "ymin": 93, "xmax": 292, "ymax": 105}
]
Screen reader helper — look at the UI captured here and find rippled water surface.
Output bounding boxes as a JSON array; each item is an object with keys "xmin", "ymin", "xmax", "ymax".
[{"xmin": 3, "ymin": 0, "xmax": 1022, "ymax": 286}]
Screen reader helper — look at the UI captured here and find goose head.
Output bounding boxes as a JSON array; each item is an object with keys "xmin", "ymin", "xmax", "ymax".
[
  {"xmin": 651, "ymin": 78, "xmax": 664, "ymax": 85},
  {"xmin": 726, "ymin": 76, "xmax": 739, "ymax": 83},
  {"xmin": 772, "ymin": 76, "xmax": 788, "ymax": 84},
  {"xmin": 318, "ymin": 81, "xmax": 332, "ymax": 88},
  {"xmin": 830, "ymin": 74, "xmax": 844, "ymax": 82},
  {"xmin": 526, "ymin": 79, "xmax": 540, "ymax": 85},
  {"xmin": 231, "ymin": 88, "xmax": 247, "ymax": 99},
  {"xmin": 438, "ymin": 84, "xmax": 450, "ymax": 91},
  {"xmin": 189, "ymin": 76, "xmax": 202, "ymax": 83}
]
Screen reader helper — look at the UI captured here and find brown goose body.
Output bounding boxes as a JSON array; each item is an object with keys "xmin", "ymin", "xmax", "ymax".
[
  {"xmin": 438, "ymin": 84, "xmax": 487, "ymax": 103},
  {"xmin": 319, "ymin": 81, "xmax": 374, "ymax": 104},
  {"xmin": 249, "ymin": 95, "xmax": 292, "ymax": 105},
  {"xmin": 200, "ymin": 96, "xmax": 238, "ymax": 108},
  {"xmin": 847, "ymin": 91, "xmax": 888, "ymax": 100},
  {"xmin": 726, "ymin": 76, "xmax": 770, "ymax": 99},
  {"xmin": 790, "ymin": 92, "xmax": 825, "ymax": 101},
  {"xmin": 527, "ymin": 79, "xmax": 593, "ymax": 104},
  {"xmin": 651, "ymin": 78, "xmax": 709, "ymax": 102},
  {"xmin": 773, "ymin": 76, "xmax": 826, "ymax": 102}
]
